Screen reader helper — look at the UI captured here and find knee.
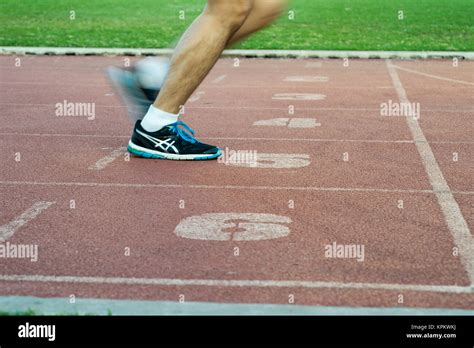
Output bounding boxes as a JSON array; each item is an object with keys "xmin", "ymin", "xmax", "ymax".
[
  {"xmin": 207, "ymin": 0, "xmax": 253, "ymax": 30},
  {"xmin": 255, "ymin": 0, "xmax": 288, "ymax": 20}
]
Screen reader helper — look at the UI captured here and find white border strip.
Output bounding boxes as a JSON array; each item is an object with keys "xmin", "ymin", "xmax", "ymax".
[
  {"xmin": 1, "ymin": 295, "xmax": 472, "ymax": 316},
  {"xmin": 386, "ymin": 59, "xmax": 474, "ymax": 284},
  {"xmin": 1, "ymin": 47, "xmax": 473, "ymax": 60},
  {"xmin": 0, "ymin": 274, "xmax": 472, "ymax": 294}
]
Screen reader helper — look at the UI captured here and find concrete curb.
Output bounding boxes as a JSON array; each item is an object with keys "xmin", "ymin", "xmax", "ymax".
[
  {"xmin": 1, "ymin": 47, "xmax": 473, "ymax": 60},
  {"xmin": 1, "ymin": 296, "xmax": 473, "ymax": 315}
]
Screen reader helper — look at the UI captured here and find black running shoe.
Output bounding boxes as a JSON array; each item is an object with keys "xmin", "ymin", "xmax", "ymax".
[{"xmin": 128, "ymin": 120, "xmax": 222, "ymax": 160}]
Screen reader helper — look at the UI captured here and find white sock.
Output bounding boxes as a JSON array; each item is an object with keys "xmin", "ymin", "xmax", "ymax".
[{"xmin": 140, "ymin": 105, "xmax": 179, "ymax": 132}]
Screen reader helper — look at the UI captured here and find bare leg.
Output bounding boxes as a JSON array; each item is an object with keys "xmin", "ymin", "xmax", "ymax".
[
  {"xmin": 227, "ymin": 0, "xmax": 288, "ymax": 46},
  {"xmin": 154, "ymin": 0, "xmax": 253, "ymax": 114}
]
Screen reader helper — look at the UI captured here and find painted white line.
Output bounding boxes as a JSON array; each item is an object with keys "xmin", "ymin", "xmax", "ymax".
[
  {"xmin": 387, "ymin": 59, "xmax": 474, "ymax": 284},
  {"xmin": 1, "ymin": 295, "xmax": 473, "ymax": 316},
  {"xmin": 272, "ymin": 93, "xmax": 326, "ymax": 101},
  {"xmin": 0, "ymin": 180, "xmax": 441, "ymax": 194},
  {"xmin": 4, "ymin": 79, "xmax": 473, "ymax": 90},
  {"xmin": 174, "ymin": 105, "xmax": 473, "ymax": 113},
  {"xmin": 212, "ymin": 74, "xmax": 227, "ymax": 83},
  {"xmin": 88, "ymin": 147, "xmax": 126, "ymax": 171},
  {"xmin": 0, "ymin": 132, "xmax": 473, "ymax": 144},
  {"xmin": 392, "ymin": 65, "xmax": 474, "ymax": 86},
  {"xmin": 1, "ymin": 180, "xmax": 472, "ymax": 195},
  {"xmin": 253, "ymin": 118, "xmax": 321, "ymax": 128},
  {"xmin": 0, "ymin": 132, "xmax": 130, "ymax": 139},
  {"xmin": 0, "ymin": 201, "xmax": 55, "ymax": 242},
  {"xmin": 188, "ymin": 91, "xmax": 205, "ymax": 102},
  {"xmin": 1, "ymin": 81, "xmax": 109, "ymax": 87},
  {"xmin": 284, "ymin": 76, "xmax": 328, "ymax": 82},
  {"xmin": 0, "ymin": 274, "xmax": 471, "ymax": 294},
  {"xmin": 3, "ymin": 47, "xmax": 473, "ymax": 59},
  {"xmin": 2, "ymin": 102, "xmax": 472, "ymax": 113}
]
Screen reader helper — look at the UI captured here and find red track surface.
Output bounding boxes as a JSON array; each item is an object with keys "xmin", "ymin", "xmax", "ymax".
[{"xmin": 0, "ymin": 56, "xmax": 473, "ymax": 310}]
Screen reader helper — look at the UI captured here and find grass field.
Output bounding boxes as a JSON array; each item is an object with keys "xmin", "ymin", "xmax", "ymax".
[{"xmin": 0, "ymin": 0, "xmax": 473, "ymax": 51}]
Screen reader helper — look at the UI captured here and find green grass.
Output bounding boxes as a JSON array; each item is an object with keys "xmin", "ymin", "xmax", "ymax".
[
  {"xmin": 0, "ymin": 308, "xmax": 38, "ymax": 316},
  {"xmin": 0, "ymin": 0, "xmax": 473, "ymax": 50},
  {"xmin": 0, "ymin": 308, "xmax": 109, "ymax": 315}
]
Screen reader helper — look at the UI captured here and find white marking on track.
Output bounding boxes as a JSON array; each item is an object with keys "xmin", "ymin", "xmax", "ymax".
[
  {"xmin": 253, "ymin": 118, "xmax": 290, "ymax": 126},
  {"xmin": 272, "ymin": 93, "xmax": 326, "ymax": 101},
  {"xmin": 0, "ymin": 201, "xmax": 55, "ymax": 241},
  {"xmin": 284, "ymin": 76, "xmax": 328, "ymax": 82},
  {"xmin": 88, "ymin": 147, "xmax": 127, "ymax": 171},
  {"xmin": 1, "ymin": 132, "xmax": 474, "ymax": 144},
  {"xmin": 188, "ymin": 91, "xmax": 205, "ymax": 102},
  {"xmin": 175, "ymin": 213, "xmax": 292, "ymax": 241},
  {"xmin": 253, "ymin": 118, "xmax": 321, "ymax": 128},
  {"xmin": 225, "ymin": 153, "xmax": 311, "ymax": 169},
  {"xmin": 387, "ymin": 59, "xmax": 474, "ymax": 284},
  {"xmin": 0, "ymin": 274, "xmax": 471, "ymax": 294},
  {"xmin": 0, "ymin": 180, "xmax": 445, "ymax": 194},
  {"xmin": 392, "ymin": 65, "xmax": 474, "ymax": 86},
  {"xmin": 288, "ymin": 118, "xmax": 321, "ymax": 128},
  {"xmin": 212, "ymin": 74, "xmax": 227, "ymax": 83},
  {"xmin": 2, "ymin": 103, "xmax": 472, "ymax": 113}
]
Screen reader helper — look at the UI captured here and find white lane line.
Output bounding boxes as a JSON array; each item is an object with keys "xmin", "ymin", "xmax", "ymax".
[
  {"xmin": 272, "ymin": 93, "xmax": 326, "ymax": 101},
  {"xmin": 387, "ymin": 59, "xmax": 474, "ymax": 284},
  {"xmin": 2, "ymin": 81, "xmax": 109, "ymax": 87},
  {"xmin": 2, "ymin": 181, "xmax": 472, "ymax": 195},
  {"xmin": 212, "ymin": 74, "xmax": 227, "ymax": 83},
  {"xmin": 392, "ymin": 65, "xmax": 474, "ymax": 86},
  {"xmin": 2, "ymin": 103, "xmax": 472, "ymax": 113},
  {"xmin": 253, "ymin": 118, "xmax": 321, "ymax": 128},
  {"xmin": 0, "ymin": 180, "xmax": 439, "ymax": 194},
  {"xmin": 0, "ymin": 274, "xmax": 471, "ymax": 294},
  {"xmin": 3, "ymin": 81, "xmax": 473, "ymax": 90},
  {"xmin": 88, "ymin": 147, "xmax": 126, "ymax": 171},
  {"xmin": 188, "ymin": 91, "xmax": 205, "ymax": 102},
  {"xmin": 186, "ymin": 105, "xmax": 471, "ymax": 113},
  {"xmin": 284, "ymin": 76, "xmax": 328, "ymax": 82},
  {"xmin": 0, "ymin": 201, "xmax": 55, "ymax": 242},
  {"xmin": 0, "ymin": 133, "xmax": 473, "ymax": 144}
]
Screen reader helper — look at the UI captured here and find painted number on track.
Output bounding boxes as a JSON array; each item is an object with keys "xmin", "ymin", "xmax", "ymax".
[{"xmin": 174, "ymin": 213, "xmax": 292, "ymax": 241}]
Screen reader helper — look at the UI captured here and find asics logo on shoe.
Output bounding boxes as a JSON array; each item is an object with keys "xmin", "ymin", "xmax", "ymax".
[{"xmin": 136, "ymin": 129, "xmax": 179, "ymax": 154}]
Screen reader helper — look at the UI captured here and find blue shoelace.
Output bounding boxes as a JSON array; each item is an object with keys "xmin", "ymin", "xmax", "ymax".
[{"xmin": 168, "ymin": 121, "xmax": 197, "ymax": 143}]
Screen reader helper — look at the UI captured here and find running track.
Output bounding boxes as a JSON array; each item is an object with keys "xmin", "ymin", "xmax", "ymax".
[{"xmin": 0, "ymin": 55, "xmax": 473, "ymax": 314}]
